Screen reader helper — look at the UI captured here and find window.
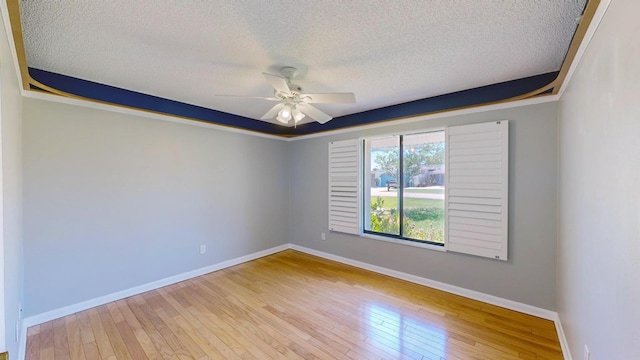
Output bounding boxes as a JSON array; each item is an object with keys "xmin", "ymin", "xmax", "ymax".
[
  {"xmin": 329, "ymin": 121, "xmax": 509, "ymax": 260},
  {"xmin": 363, "ymin": 132, "xmax": 446, "ymax": 245}
]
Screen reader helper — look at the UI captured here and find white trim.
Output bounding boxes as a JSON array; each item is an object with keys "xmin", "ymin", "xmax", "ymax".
[
  {"xmin": 0, "ymin": 55, "xmax": 6, "ymax": 353},
  {"xmin": 556, "ymin": 0, "xmax": 613, "ymax": 98},
  {"xmin": 361, "ymin": 233, "xmax": 446, "ymax": 252},
  {"xmin": 21, "ymin": 244, "xmax": 289, "ymax": 328},
  {"xmin": 17, "ymin": 243, "xmax": 573, "ymax": 360},
  {"xmin": 555, "ymin": 314, "xmax": 572, "ymax": 360},
  {"xmin": 16, "ymin": 322, "xmax": 27, "ymax": 360},
  {"xmin": 289, "ymin": 95, "xmax": 559, "ymax": 141},
  {"xmin": 289, "ymin": 244, "xmax": 556, "ymax": 321},
  {"xmin": 21, "ymin": 91, "xmax": 287, "ymax": 141},
  {"xmin": 0, "ymin": 2, "xmax": 26, "ymax": 91},
  {"xmin": 20, "ymin": 241, "xmax": 558, "ymax": 324},
  {"xmin": 23, "ymin": 89, "xmax": 561, "ymax": 144}
]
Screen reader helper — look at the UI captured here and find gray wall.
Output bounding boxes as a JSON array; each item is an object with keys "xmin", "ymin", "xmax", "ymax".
[
  {"xmin": 557, "ymin": 0, "xmax": 640, "ymax": 358},
  {"xmin": 1, "ymin": 10, "xmax": 24, "ymax": 356},
  {"xmin": 23, "ymin": 99, "xmax": 290, "ymax": 316},
  {"xmin": 290, "ymin": 102, "xmax": 558, "ymax": 310}
]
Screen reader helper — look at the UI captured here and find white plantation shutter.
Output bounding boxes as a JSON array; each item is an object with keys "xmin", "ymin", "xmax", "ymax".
[
  {"xmin": 328, "ymin": 139, "xmax": 362, "ymax": 234},
  {"xmin": 445, "ymin": 121, "xmax": 509, "ymax": 260}
]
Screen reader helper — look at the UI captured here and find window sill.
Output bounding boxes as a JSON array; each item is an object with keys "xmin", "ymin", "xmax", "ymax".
[{"xmin": 361, "ymin": 233, "xmax": 446, "ymax": 252}]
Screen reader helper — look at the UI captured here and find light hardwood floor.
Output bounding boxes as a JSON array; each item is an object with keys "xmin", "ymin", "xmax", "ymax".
[{"xmin": 25, "ymin": 250, "xmax": 563, "ymax": 359}]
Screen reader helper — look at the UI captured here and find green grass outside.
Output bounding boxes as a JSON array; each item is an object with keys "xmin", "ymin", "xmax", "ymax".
[
  {"xmin": 370, "ymin": 196, "xmax": 445, "ymax": 242},
  {"xmin": 371, "ymin": 196, "xmax": 442, "ymax": 209}
]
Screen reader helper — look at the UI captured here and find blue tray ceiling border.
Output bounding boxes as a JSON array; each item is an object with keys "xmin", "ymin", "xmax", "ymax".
[{"xmin": 28, "ymin": 68, "xmax": 557, "ymax": 136}]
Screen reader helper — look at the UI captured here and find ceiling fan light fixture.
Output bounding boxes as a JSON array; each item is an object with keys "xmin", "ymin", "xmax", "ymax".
[
  {"xmin": 292, "ymin": 107, "xmax": 305, "ymax": 123},
  {"xmin": 276, "ymin": 104, "xmax": 293, "ymax": 123}
]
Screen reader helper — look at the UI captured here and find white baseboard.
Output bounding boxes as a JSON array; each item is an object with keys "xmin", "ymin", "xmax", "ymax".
[
  {"xmin": 290, "ymin": 244, "xmax": 576, "ymax": 358},
  {"xmin": 17, "ymin": 320, "xmax": 27, "ymax": 360},
  {"xmin": 555, "ymin": 314, "xmax": 572, "ymax": 360},
  {"xmin": 289, "ymin": 244, "xmax": 557, "ymax": 321},
  {"xmin": 20, "ymin": 243, "xmax": 572, "ymax": 360},
  {"xmin": 22, "ymin": 244, "xmax": 289, "ymax": 328}
]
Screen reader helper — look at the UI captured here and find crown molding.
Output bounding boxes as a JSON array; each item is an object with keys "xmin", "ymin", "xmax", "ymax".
[
  {"xmin": 22, "ymin": 90, "xmax": 287, "ymax": 141},
  {"xmin": 556, "ymin": 0, "xmax": 612, "ymax": 98},
  {"xmin": 288, "ymin": 94, "xmax": 559, "ymax": 141}
]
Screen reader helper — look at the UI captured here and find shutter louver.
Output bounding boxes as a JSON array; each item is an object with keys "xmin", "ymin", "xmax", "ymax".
[
  {"xmin": 445, "ymin": 121, "xmax": 509, "ymax": 260},
  {"xmin": 329, "ymin": 139, "xmax": 361, "ymax": 235}
]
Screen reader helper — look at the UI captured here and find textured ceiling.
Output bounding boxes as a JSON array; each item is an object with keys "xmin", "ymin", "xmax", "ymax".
[{"xmin": 18, "ymin": 0, "xmax": 587, "ymax": 132}]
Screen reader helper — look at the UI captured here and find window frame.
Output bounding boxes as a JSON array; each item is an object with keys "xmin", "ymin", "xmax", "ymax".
[
  {"xmin": 362, "ymin": 129, "xmax": 447, "ymax": 247},
  {"xmin": 329, "ymin": 120, "xmax": 509, "ymax": 260}
]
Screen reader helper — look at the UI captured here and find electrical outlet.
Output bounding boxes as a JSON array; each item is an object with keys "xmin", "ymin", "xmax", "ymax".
[
  {"xmin": 199, "ymin": 245, "xmax": 206, "ymax": 254},
  {"xmin": 321, "ymin": 232, "xmax": 326, "ymax": 240},
  {"xmin": 584, "ymin": 345, "xmax": 590, "ymax": 360}
]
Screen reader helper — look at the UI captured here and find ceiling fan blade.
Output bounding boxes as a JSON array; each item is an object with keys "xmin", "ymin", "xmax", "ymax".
[
  {"xmin": 297, "ymin": 103, "xmax": 332, "ymax": 124},
  {"xmin": 215, "ymin": 94, "xmax": 278, "ymax": 101},
  {"xmin": 260, "ymin": 103, "xmax": 285, "ymax": 120},
  {"xmin": 300, "ymin": 93, "xmax": 356, "ymax": 104},
  {"xmin": 263, "ymin": 73, "xmax": 291, "ymax": 95}
]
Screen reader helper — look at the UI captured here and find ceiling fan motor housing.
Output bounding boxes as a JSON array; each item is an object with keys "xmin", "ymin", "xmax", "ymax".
[
  {"xmin": 280, "ymin": 66, "xmax": 299, "ymax": 78},
  {"xmin": 279, "ymin": 66, "xmax": 302, "ymax": 92}
]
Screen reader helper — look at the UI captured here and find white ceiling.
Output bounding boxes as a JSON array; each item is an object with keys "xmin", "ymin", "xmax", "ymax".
[{"xmin": 19, "ymin": 0, "xmax": 586, "ymax": 127}]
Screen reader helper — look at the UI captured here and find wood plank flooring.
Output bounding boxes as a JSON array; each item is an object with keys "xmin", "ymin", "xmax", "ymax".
[{"xmin": 25, "ymin": 250, "xmax": 563, "ymax": 359}]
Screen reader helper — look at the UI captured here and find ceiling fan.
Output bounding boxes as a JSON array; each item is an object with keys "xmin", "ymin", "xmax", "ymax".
[{"xmin": 217, "ymin": 67, "xmax": 355, "ymax": 126}]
